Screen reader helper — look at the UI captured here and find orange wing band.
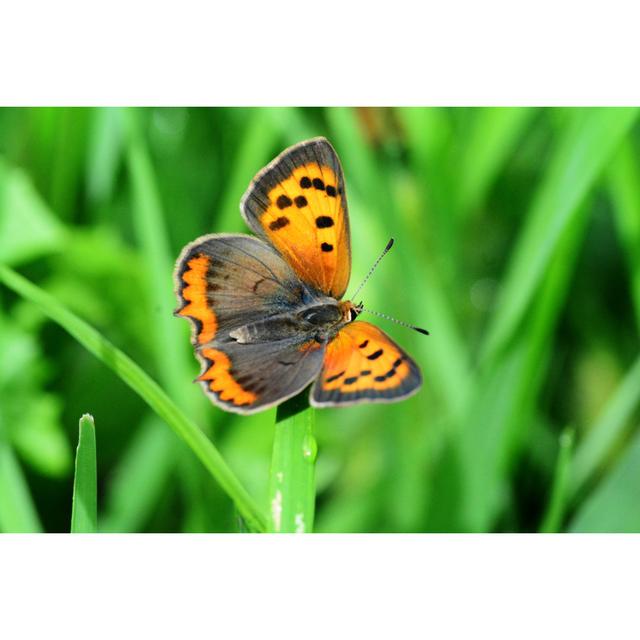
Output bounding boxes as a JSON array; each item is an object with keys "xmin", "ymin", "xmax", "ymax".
[
  {"xmin": 198, "ymin": 348, "xmax": 257, "ymax": 407},
  {"xmin": 177, "ymin": 255, "xmax": 218, "ymax": 344}
]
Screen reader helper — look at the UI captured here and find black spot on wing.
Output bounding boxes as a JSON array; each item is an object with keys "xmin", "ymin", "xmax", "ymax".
[
  {"xmin": 321, "ymin": 242, "xmax": 334, "ymax": 252},
  {"xmin": 374, "ymin": 369, "xmax": 396, "ymax": 382},
  {"xmin": 313, "ymin": 178, "xmax": 325, "ymax": 190},
  {"xmin": 276, "ymin": 195, "xmax": 292, "ymax": 209},
  {"xmin": 269, "ymin": 216, "xmax": 290, "ymax": 231},
  {"xmin": 294, "ymin": 195, "xmax": 307, "ymax": 208},
  {"xmin": 367, "ymin": 349, "xmax": 383, "ymax": 360},
  {"xmin": 300, "ymin": 176, "xmax": 312, "ymax": 188},
  {"xmin": 315, "ymin": 216, "xmax": 334, "ymax": 228}
]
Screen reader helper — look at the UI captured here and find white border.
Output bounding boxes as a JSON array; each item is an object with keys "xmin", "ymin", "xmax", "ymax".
[
  {"xmin": 0, "ymin": 535, "xmax": 638, "ymax": 638},
  {"xmin": 2, "ymin": 1, "xmax": 640, "ymax": 104}
]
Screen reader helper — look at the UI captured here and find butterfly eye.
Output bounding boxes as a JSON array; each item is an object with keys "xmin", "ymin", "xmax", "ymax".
[{"xmin": 349, "ymin": 304, "xmax": 363, "ymax": 322}]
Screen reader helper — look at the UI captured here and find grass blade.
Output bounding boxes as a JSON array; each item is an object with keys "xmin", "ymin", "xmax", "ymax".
[
  {"xmin": 268, "ymin": 395, "xmax": 317, "ymax": 533},
  {"xmin": 100, "ymin": 417, "xmax": 175, "ymax": 532},
  {"xmin": 214, "ymin": 109, "xmax": 282, "ymax": 232},
  {"xmin": 448, "ymin": 200, "xmax": 589, "ymax": 531},
  {"xmin": 125, "ymin": 108, "xmax": 200, "ymax": 403},
  {"xmin": 0, "ymin": 263, "xmax": 267, "ymax": 533},
  {"xmin": 70, "ymin": 414, "xmax": 97, "ymax": 533},
  {"xmin": 539, "ymin": 428, "xmax": 575, "ymax": 533},
  {"xmin": 570, "ymin": 427, "xmax": 640, "ymax": 532},
  {"xmin": 0, "ymin": 440, "xmax": 43, "ymax": 533},
  {"xmin": 570, "ymin": 351, "xmax": 640, "ymax": 497},
  {"xmin": 482, "ymin": 107, "xmax": 638, "ymax": 363},
  {"xmin": 125, "ymin": 108, "xmax": 214, "ymax": 530},
  {"xmin": 455, "ymin": 107, "xmax": 535, "ymax": 218},
  {"xmin": 608, "ymin": 140, "xmax": 640, "ymax": 329}
]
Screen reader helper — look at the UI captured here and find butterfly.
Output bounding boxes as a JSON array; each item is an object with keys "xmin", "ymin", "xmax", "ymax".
[{"xmin": 174, "ymin": 137, "xmax": 423, "ymax": 414}]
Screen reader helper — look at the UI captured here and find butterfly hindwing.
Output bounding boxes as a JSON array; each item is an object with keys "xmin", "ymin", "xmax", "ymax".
[
  {"xmin": 240, "ymin": 137, "xmax": 351, "ymax": 299},
  {"xmin": 175, "ymin": 233, "xmax": 325, "ymax": 414},
  {"xmin": 310, "ymin": 321, "xmax": 422, "ymax": 407},
  {"xmin": 197, "ymin": 337, "xmax": 325, "ymax": 415}
]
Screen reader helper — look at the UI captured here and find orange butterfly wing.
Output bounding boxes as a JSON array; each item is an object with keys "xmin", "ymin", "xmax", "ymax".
[
  {"xmin": 310, "ymin": 321, "xmax": 422, "ymax": 406},
  {"xmin": 240, "ymin": 137, "xmax": 351, "ymax": 299}
]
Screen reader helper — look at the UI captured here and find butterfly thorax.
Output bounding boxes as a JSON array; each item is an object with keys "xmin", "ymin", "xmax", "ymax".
[{"xmin": 228, "ymin": 298, "xmax": 358, "ymax": 346}]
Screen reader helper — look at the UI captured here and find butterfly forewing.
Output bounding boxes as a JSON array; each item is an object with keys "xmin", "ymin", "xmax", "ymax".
[
  {"xmin": 310, "ymin": 321, "xmax": 422, "ymax": 407},
  {"xmin": 240, "ymin": 137, "xmax": 351, "ymax": 299}
]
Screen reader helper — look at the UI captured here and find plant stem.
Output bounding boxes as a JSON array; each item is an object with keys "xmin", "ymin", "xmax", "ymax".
[{"xmin": 268, "ymin": 394, "xmax": 317, "ymax": 533}]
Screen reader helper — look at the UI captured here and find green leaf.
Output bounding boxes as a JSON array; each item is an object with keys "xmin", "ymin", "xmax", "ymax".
[
  {"xmin": 268, "ymin": 395, "xmax": 317, "ymax": 533},
  {"xmin": 71, "ymin": 414, "xmax": 98, "ymax": 533},
  {"xmin": 482, "ymin": 108, "xmax": 639, "ymax": 363},
  {"xmin": 0, "ymin": 263, "xmax": 268, "ymax": 533}
]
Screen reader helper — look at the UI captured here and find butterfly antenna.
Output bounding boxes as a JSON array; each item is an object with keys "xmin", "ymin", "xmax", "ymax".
[
  {"xmin": 360, "ymin": 307, "xmax": 430, "ymax": 336},
  {"xmin": 350, "ymin": 238, "xmax": 395, "ymax": 301}
]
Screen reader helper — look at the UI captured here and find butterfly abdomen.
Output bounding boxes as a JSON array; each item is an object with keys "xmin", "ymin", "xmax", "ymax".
[{"xmin": 228, "ymin": 316, "xmax": 303, "ymax": 344}]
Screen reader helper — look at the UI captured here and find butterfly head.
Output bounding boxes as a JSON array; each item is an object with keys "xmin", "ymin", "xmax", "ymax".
[{"xmin": 340, "ymin": 299, "xmax": 363, "ymax": 324}]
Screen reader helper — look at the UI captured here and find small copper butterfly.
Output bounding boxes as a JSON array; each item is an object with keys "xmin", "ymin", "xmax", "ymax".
[{"xmin": 174, "ymin": 138, "xmax": 423, "ymax": 414}]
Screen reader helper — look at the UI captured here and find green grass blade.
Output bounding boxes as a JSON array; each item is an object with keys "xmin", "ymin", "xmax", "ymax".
[
  {"xmin": 0, "ymin": 440, "xmax": 43, "ymax": 533},
  {"xmin": 100, "ymin": 417, "xmax": 175, "ymax": 532},
  {"xmin": 570, "ymin": 426, "xmax": 640, "ymax": 532},
  {"xmin": 70, "ymin": 413, "xmax": 97, "ymax": 533},
  {"xmin": 447, "ymin": 201, "xmax": 589, "ymax": 532},
  {"xmin": 268, "ymin": 395, "xmax": 317, "ymax": 533},
  {"xmin": 570, "ymin": 351, "xmax": 640, "ymax": 497},
  {"xmin": 125, "ymin": 108, "xmax": 213, "ymax": 529},
  {"xmin": 0, "ymin": 263, "xmax": 267, "ymax": 533},
  {"xmin": 539, "ymin": 428, "xmax": 575, "ymax": 533},
  {"xmin": 482, "ymin": 107, "xmax": 639, "ymax": 363},
  {"xmin": 125, "ymin": 108, "xmax": 200, "ymax": 403},
  {"xmin": 214, "ymin": 109, "xmax": 282, "ymax": 232},
  {"xmin": 608, "ymin": 140, "xmax": 640, "ymax": 329},
  {"xmin": 455, "ymin": 107, "xmax": 535, "ymax": 218}
]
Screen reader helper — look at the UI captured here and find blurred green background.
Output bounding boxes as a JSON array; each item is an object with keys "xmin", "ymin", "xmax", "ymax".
[{"xmin": 0, "ymin": 107, "xmax": 639, "ymax": 533}]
